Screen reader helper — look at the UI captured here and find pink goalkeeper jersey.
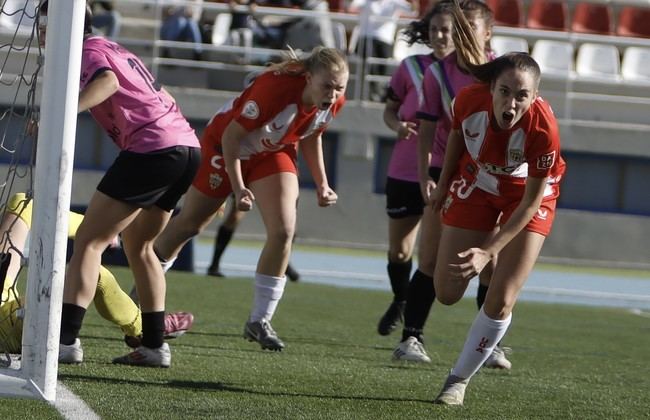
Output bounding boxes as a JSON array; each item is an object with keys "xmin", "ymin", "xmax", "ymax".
[
  {"xmin": 386, "ymin": 53, "xmax": 435, "ymax": 182},
  {"xmin": 416, "ymin": 51, "xmax": 494, "ymax": 169},
  {"xmin": 80, "ymin": 36, "xmax": 199, "ymax": 153}
]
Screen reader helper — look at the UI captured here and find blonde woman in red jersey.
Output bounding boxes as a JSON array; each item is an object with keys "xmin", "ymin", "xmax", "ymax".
[
  {"xmin": 429, "ymin": 44, "xmax": 566, "ymax": 406},
  {"xmin": 155, "ymin": 47, "xmax": 348, "ymax": 351}
]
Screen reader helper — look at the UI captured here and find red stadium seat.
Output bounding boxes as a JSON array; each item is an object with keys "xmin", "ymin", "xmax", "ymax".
[
  {"xmin": 571, "ymin": 2, "xmax": 612, "ymax": 35},
  {"xmin": 485, "ymin": 0, "xmax": 523, "ymax": 27},
  {"xmin": 327, "ymin": 0, "xmax": 344, "ymax": 12},
  {"xmin": 617, "ymin": 6, "xmax": 650, "ymax": 38},
  {"xmin": 527, "ymin": 0, "xmax": 568, "ymax": 31}
]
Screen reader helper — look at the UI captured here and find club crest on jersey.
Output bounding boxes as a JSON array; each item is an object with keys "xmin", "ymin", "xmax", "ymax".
[
  {"xmin": 209, "ymin": 173, "xmax": 223, "ymax": 190},
  {"xmin": 537, "ymin": 151, "xmax": 556, "ymax": 170},
  {"xmin": 242, "ymin": 100, "xmax": 259, "ymax": 119},
  {"xmin": 509, "ymin": 149, "xmax": 524, "ymax": 163}
]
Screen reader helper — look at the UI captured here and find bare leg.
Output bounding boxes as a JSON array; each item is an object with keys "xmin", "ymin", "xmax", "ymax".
[
  {"xmin": 64, "ymin": 191, "xmax": 140, "ymax": 308},
  {"xmin": 155, "ymin": 186, "xmax": 227, "ymax": 261},
  {"xmin": 249, "ymin": 172, "xmax": 299, "ymax": 277}
]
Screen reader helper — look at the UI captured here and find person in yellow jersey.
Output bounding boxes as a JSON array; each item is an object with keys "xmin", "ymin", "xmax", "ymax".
[{"xmin": 0, "ymin": 193, "xmax": 194, "ymax": 358}]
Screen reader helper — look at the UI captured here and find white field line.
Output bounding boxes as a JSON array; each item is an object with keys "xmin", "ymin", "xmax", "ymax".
[{"xmin": 54, "ymin": 382, "xmax": 101, "ymax": 420}]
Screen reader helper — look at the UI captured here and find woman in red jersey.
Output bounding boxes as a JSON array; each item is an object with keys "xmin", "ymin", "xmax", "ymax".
[
  {"xmin": 431, "ymin": 47, "xmax": 565, "ymax": 404},
  {"xmin": 155, "ymin": 47, "xmax": 348, "ymax": 351}
]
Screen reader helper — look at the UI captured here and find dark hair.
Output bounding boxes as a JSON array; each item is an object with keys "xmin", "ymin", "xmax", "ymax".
[
  {"xmin": 39, "ymin": 1, "xmax": 94, "ymax": 35},
  {"xmin": 471, "ymin": 52, "xmax": 541, "ymax": 86},
  {"xmin": 401, "ymin": 0, "xmax": 455, "ymax": 47}
]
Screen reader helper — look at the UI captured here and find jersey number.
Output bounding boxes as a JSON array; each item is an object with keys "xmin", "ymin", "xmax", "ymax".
[{"xmin": 127, "ymin": 58, "xmax": 161, "ymax": 95}]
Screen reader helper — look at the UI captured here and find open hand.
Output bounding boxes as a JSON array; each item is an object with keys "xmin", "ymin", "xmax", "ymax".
[{"xmin": 448, "ymin": 248, "xmax": 491, "ymax": 281}]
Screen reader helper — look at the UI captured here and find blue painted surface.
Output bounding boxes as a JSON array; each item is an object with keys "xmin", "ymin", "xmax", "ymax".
[{"xmin": 190, "ymin": 243, "xmax": 650, "ymax": 311}]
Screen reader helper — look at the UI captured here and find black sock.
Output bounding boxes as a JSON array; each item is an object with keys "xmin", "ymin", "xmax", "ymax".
[
  {"xmin": 387, "ymin": 259, "xmax": 412, "ymax": 302},
  {"xmin": 209, "ymin": 225, "xmax": 234, "ymax": 269},
  {"xmin": 60, "ymin": 303, "xmax": 86, "ymax": 345},
  {"xmin": 476, "ymin": 283, "xmax": 489, "ymax": 310},
  {"xmin": 401, "ymin": 270, "xmax": 435, "ymax": 342},
  {"xmin": 141, "ymin": 311, "xmax": 165, "ymax": 349}
]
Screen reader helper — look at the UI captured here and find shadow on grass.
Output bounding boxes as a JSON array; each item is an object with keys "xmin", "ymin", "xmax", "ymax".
[{"xmin": 59, "ymin": 373, "xmax": 433, "ymax": 404}]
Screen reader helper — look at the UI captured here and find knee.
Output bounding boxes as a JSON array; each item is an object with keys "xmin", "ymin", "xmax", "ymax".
[
  {"xmin": 436, "ymin": 291, "xmax": 463, "ymax": 306},
  {"xmin": 266, "ymin": 226, "xmax": 294, "ymax": 248},
  {"xmin": 433, "ymin": 274, "xmax": 465, "ymax": 306},
  {"xmin": 123, "ymin": 240, "xmax": 155, "ymax": 261}
]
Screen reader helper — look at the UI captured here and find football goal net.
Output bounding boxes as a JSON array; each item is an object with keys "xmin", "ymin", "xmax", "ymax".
[{"xmin": 0, "ymin": 0, "xmax": 86, "ymax": 401}]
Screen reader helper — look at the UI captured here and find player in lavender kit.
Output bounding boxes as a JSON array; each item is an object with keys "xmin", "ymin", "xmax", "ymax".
[
  {"xmin": 377, "ymin": 1, "xmax": 454, "ymax": 336},
  {"xmin": 391, "ymin": 1, "xmax": 512, "ymax": 370},
  {"xmin": 39, "ymin": 3, "xmax": 201, "ymax": 367}
]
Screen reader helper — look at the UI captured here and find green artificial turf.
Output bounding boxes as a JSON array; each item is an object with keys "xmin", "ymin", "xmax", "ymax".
[{"xmin": 2, "ymin": 266, "xmax": 649, "ymax": 419}]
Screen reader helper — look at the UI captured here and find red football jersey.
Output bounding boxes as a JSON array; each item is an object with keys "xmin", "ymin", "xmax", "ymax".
[
  {"xmin": 451, "ymin": 83, "xmax": 566, "ymax": 198},
  {"xmin": 203, "ymin": 71, "xmax": 345, "ymax": 159}
]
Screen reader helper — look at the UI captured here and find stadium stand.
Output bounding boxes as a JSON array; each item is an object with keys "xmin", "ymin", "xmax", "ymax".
[
  {"xmin": 531, "ymin": 39, "xmax": 574, "ymax": 77},
  {"xmin": 490, "ymin": 35, "xmax": 529, "ymax": 56},
  {"xmin": 621, "ymin": 46, "xmax": 650, "ymax": 82},
  {"xmin": 485, "ymin": 0, "xmax": 523, "ymax": 27},
  {"xmin": 616, "ymin": 6, "xmax": 650, "ymax": 38},
  {"xmin": 527, "ymin": 0, "xmax": 568, "ymax": 31},
  {"xmin": 575, "ymin": 43, "xmax": 620, "ymax": 81},
  {"xmin": 571, "ymin": 2, "xmax": 613, "ymax": 35}
]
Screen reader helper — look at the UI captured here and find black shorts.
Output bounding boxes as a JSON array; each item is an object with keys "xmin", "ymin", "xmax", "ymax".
[
  {"xmin": 385, "ymin": 167, "xmax": 442, "ymax": 219},
  {"xmin": 97, "ymin": 146, "xmax": 201, "ymax": 211},
  {"xmin": 386, "ymin": 177, "xmax": 424, "ymax": 219}
]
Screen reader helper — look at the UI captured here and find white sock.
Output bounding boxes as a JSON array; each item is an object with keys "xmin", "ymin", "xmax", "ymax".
[
  {"xmin": 160, "ymin": 256, "xmax": 177, "ymax": 273},
  {"xmin": 249, "ymin": 273, "xmax": 286, "ymax": 322},
  {"xmin": 451, "ymin": 307, "xmax": 512, "ymax": 379}
]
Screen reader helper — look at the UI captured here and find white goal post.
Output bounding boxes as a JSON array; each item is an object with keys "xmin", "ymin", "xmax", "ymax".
[{"xmin": 0, "ymin": 0, "xmax": 86, "ymax": 401}]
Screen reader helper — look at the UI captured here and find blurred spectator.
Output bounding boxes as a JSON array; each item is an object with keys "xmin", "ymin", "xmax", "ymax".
[
  {"xmin": 348, "ymin": 0, "xmax": 418, "ymax": 100},
  {"xmin": 160, "ymin": 0, "xmax": 204, "ymax": 59},
  {"xmin": 90, "ymin": 1, "xmax": 121, "ymax": 39},
  {"xmin": 282, "ymin": 0, "xmax": 336, "ymax": 52},
  {"xmin": 226, "ymin": 0, "xmax": 334, "ymax": 50}
]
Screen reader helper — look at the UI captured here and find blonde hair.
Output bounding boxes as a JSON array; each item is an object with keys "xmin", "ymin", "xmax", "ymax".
[{"xmin": 266, "ymin": 46, "xmax": 349, "ymax": 77}]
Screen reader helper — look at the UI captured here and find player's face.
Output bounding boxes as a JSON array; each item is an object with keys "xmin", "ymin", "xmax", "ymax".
[
  {"xmin": 491, "ymin": 68, "xmax": 538, "ymax": 130},
  {"xmin": 305, "ymin": 68, "xmax": 348, "ymax": 110},
  {"xmin": 428, "ymin": 13, "xmax": 454, "ymax": 59},
  {"xmin": 465, "ymin": 11, "xmax": 492, "ymax": 53}
]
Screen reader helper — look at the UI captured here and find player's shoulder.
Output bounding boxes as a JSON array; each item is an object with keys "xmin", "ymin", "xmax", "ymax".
[
  {"xmin": 454, "ymin": 83, "xmax": 491, "ymax": 114},
  {"xmin": 82, "ymin": 35, "xmax": 110, "ymax": 52},
  {"xmin": 530, "ymin": 96, "xmax": 559, "ymax": 133}
]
